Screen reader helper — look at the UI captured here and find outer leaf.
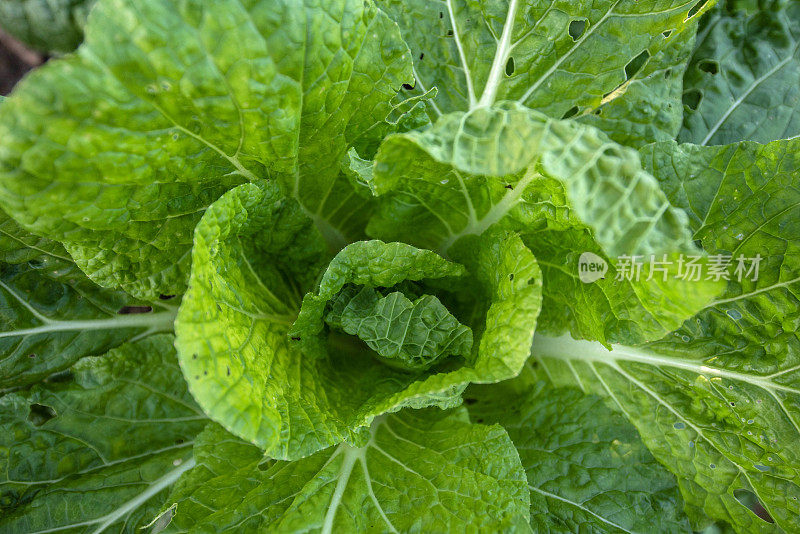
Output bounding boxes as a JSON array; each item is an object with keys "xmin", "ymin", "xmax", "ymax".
[
  {"xmin": 159, "ymin": 409, "xmax": 531, "ymax": 533},
  {"xmin": 0, "ymin": 0, "xmax": 414, "ymax": 299},
  {"xmin": 533, "ymin": 138, "xmax": 800, "ymax": 533},
  {"xmin": 0, "ymin": 335, "xmax": 207, "ymax": 533},
  {"xmin": 369, "ymin": 103, "xmax": 722, "ymax": 345},
  {"xmin": 680, "ymin": 0, "xmax": 800, "ymax": 145},
  {"xmin": 579, "ymin": 21, "xmax": 698, "ymax": 148},
  {"xmin": 176, "ymin": 183, "xmax": 542, "ymax": 459},
  {"xmin": 0, "ymin": 0, "xmax": 93, "ymax": 53},
  {"xmin": 0, "ymin": 209, "xmax": 175, "ymax": 390},
  {"xmin": 377, "ymin": 0, "xmax": 713, "ymax": 115},
  {"xmin": 466, "ymin": 379, "xmax": 691, "ymax": 533}
]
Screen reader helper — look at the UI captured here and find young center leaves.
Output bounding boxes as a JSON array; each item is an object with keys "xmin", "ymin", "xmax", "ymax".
[
  {"xmin": 0, "ymin": 0, "xmax": 419, "ymax": 299},
  {"xmin": 175, "ymin": 182, "xmax": 542, "ymax": 460}
]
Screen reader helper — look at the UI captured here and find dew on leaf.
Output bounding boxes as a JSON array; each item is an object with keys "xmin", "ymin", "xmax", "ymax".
[
  {"xmin": 673, "ymin": 422, "xmax": 685, "ymax": 430},
  {"xmin": 709, "ymin": 463, "xmax": 716, "ymax": 469}
]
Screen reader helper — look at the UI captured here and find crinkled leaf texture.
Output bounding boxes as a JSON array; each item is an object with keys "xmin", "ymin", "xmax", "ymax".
[
  {"xmin": 175, "ymin": 182, "xmax": 542, "ymax": 460},
  {"xmin": 158, "ymin": 409, "xmax": 531, "ymax": 533},
  {"xmin": 0, "ymin": 0, "xmax": 93, "ymax": 53},
  {"xmin": 533, "ymin": 138, "xmax": 800, "ymax": 533},
  {"xmin": 0, "ymin": 335, "xmax": 206, "ymax": 533},
  {"xmin": 0, "ymin": 208, "xmax": 175, "ymax": 390},
  {"xmin": 377, "ymin": 0, "xmax": 713, "ymax": 118},
  {"xmin": 368, "ymin": 102, "xmax": 722, "ymax": 345},
  {"xmin": 290, "ymin": 240, "xmax": 471, "ymax": 369},
  {"xmin": 680, "ymin": 0, "xmax": 800, "ymax": 145},
  {"xmin": 466, "ymin": 378, "xmax": 691, "ymax": 533},
  {"xmin": 0, "ymin": 0, "xmax": 415, "ymax": 299}
]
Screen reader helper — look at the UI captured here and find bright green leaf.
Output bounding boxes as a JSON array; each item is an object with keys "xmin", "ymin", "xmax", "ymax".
[
  {"xmin": 0, "ymin": 0, "xmax": 415, "ymax": 299},
  {"xmin": 377, "ymin": 0, "xmax": 713, "ymax": 116},
  {"xmin": 369, "ymin": 103, "xmax": 722, "ymax": 345},
  {"xmin": 175, "ymin": 182, "xmax": 542, "ymax": 459},
  {"xmin": 159, "ymin": 409, "xmax": 531, "ymax": 533}
]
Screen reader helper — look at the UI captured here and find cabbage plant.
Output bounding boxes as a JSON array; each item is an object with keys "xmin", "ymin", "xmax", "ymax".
[{"xmin": 0, "ymin": 0, "xmax": 798, "ymax": 532}]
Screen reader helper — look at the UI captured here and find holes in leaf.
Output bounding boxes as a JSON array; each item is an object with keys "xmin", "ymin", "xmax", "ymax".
[
  {"xmin": 561, "ymin": 105, "xmax": 579, "ymax": 119},
  {"xmin": 118, "ymin": 305, "xmax": 152, "ymax": 314},
  {"xmin": 419, "ymin": 52, "xmax": 425, "ymax": 60},
  {"xmin": 664, "ymin": 68, "xmax": 672, "ymax": 79},
  {"xmin": 734, "ymin": 489, "xmax": 775, "ymax": 523},
  {"xmin": 402, "ymin": 82, "xmax": 416, "ymax": 91},
  {"xmin": 698, "ymin": 60, "xmax": 719, "ymax": 75},
  {"xmin": 624, "ymin": 50, "xmax": 650, "ymax": 80},
  {"xmin": 28, "ymin": 404, "xmax": 56, "ymax": 426},
  {"xmin": 505, "ymin": 56, "xmax": 515, "ymax": 76},
  {"xmin": 446, "ymin": 29, "xmax": 454, "ymax": 37},
  {"xmin": 683, "ymin": 89, "xmax": 703, "ymax": 110},
  {"xmin": 508, "ymin": 273, "xmax": 514, "ymax": 281},
  {"xmin": 686, "ymin": 0, "xmax": 707, "ymax": 20},
  {"xmin": 159, "ymin": 294, "xmax": 176, "ymax": 300},
  {"xmin": 593, "ymin": 108, "xmax": 602, "ymax": 115},
  {"xmin": 568, "ymin": 20, "xmax": 586, "ymax": 41},
  {"xmin": 662, "ymin": 29, "xmax": 673, "ymax": 38},
  {"xmin": 28, "ymin": 353, "xmax": 36, "ymax": 358},
  {"xmin": 439, "ymin": 11, "xmax": 443, "ymax": 19}
]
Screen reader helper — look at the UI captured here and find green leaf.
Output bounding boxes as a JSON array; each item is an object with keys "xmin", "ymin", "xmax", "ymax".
[
  {"xmin": 0, "ymin": 209, "xmax": 175, "ymax": 390},
  {"xmin": 0, "ymin": 0, "xmax": 93, "ymax": 53},
  {"xmin": 377, "ymin": 0, "xmax": 713, "ymax": 116},
  {"xmin": 324, "ymin": 286, "xmax": 473, "ymax": 371},
  {"xmin": 369, "ymin": 103, "xmax": 722, "ymax": 345},
  {"xmin": 579, "ymin": 21, "xmax": 699, "ymax": 148},
  {"xmin": 533, "ymin": 138, "xmax": 800, "ymax": 533},
  {"xmin": 466, "ymin": 379, "xmax": 691, "ymax": 533},
  {"xmin": 680, "ymin": 0, "xmax": 800, "ymax": 145},
  {"xmin": 289, "ymin": 239, "xmax": 468, "ymax": 366},
  {"xmin": 0, "ymin": 334, "xmax": 207, "ymax": 533},
  {"xmin": 0, "ymin": 0, "xmax": 414, "ymax": 299},
  {"xmin": 159, "ymin": 409, "xmax": 531, "ymax": 533},
  {"xmin": 175, "ymin": 182, "xmax": 542, "ymax": 459}
]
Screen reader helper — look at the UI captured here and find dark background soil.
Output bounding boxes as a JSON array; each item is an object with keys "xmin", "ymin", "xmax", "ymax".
[{"xmin": 0, "ymin": 29, "xmax": 43, "ymax": 96}]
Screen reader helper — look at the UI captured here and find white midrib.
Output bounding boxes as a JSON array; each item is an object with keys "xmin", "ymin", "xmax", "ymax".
[
  {"xmin": 446, "ymin": 0, "xmax": 477, "ymax": 107},
  {"xmin": 528, "ymin": 486, "xmax": 636, "ymax": 534},
  {"xmin": 476, "ymin": 0, "xmax": 519, "ymax": 108},
  {"xmin": 700, "ymin": 45, "xmax": 799, "ymax": 146},
  {"xmin": 532, "ymin": 334, "xmax": 800, "ymax": 396},
  {"xmin": 320, "ymin": 415, "xmax": 398, "ymax": 534},
  {"xmin": 0, "ymin": 310, "xmax": 176, "ymax": 339},
  {"xmin": 439, "ymin": 166, "xmax": 540, "ymax": 253},
  {"xmin": 29, "ymin": 457, "xmax": 195, "ymax": 534}
]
